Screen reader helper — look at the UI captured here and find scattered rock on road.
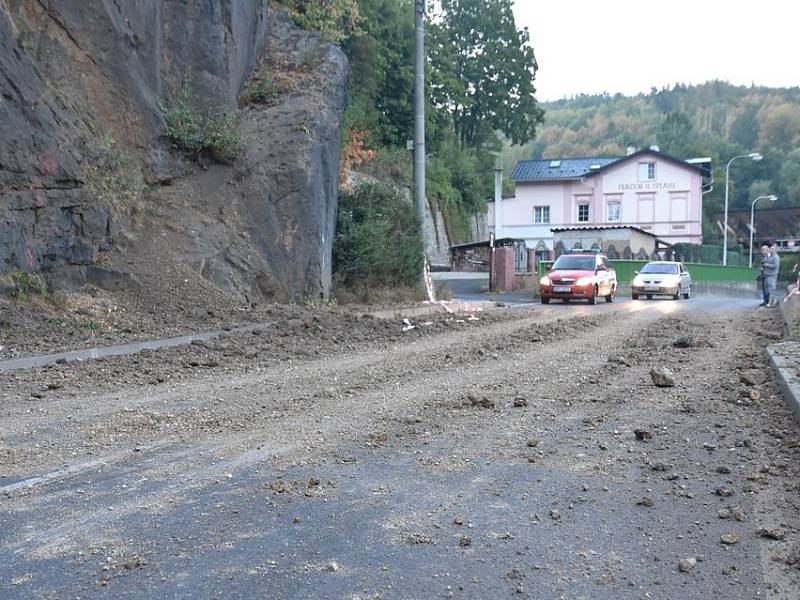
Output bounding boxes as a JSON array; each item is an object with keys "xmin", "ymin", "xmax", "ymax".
[
  {"xmin": 634, "ymin": 429, "xmax": 652, "ymax": 442},
  {"xmin": 757, "ymin": 527, "xmax": 787, "ymax": 541},
  {"xmin": 650, "ymin": 366, "xmax": 676, "ymax": 387},
  {"xmin": 678, "ymin": 557, "xmax": 697, "ymax": 572},
  {"xmin": 720, "ymin": 532, "xmax": 741, "ymax": 545},
  {"xmin": 467, "ymin": 394, "xmax": 495, "ymax": 409}
]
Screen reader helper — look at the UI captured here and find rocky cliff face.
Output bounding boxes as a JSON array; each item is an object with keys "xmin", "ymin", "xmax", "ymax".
[{"xmin": 0, "ymin": 1, "xmax": 347, "ymax": 301}]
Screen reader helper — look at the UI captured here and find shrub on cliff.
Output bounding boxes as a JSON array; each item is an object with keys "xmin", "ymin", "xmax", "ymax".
[
  {"xmin": 333, "ymin": 182, "xmax": 423, "ymax": 291},
  {"xmin": 160, "ymin": 91, "xmax": 244, "ymax": 163},
  {"xmin": 276, "ymin": 0, "xmax": 361, "ymax": 43}
]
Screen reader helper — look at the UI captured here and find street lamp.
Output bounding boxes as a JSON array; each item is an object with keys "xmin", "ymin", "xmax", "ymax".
[
  {"xmin": 749, "ymin": 194, "xmax": 778, "ymax": 268},
  {"xmin": 723, "ymin": 152, "xmax": 762, "ymax": 266}
]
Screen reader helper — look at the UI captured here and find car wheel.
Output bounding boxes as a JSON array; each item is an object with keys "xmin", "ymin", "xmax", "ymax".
[
  {"xmin": 646, "ymin": 294, "xmax": 653, "ymax": 300},
  {"xmin": 673, "ymin": 288, "xmax": 680, "ymax": 300},
  {"xmin": 605, "ymin": 287, "xmax": 614, "ymax": 303},
  {"xmin": 588, "ymin": 286, "xmax": 597, "ymax": 305},
  {"xmin": 541, "ymin": 296, "xmax": 550, "ymax": 304},
  {"xmin": 632, "ymin": 293, "xmax": 639, "ymax": 300},
  {"xmin": 683, "ymin": 288, "xmax": 691, "ymax": 300}
]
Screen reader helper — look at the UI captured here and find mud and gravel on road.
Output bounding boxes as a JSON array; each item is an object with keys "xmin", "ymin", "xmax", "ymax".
[{"xmin": 1, "ymin": 296, "xmax": 800, "ymax": 599}]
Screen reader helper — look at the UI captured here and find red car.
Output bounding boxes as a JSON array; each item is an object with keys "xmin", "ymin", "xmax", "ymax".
[{"xmin": 539, "ymin": 252, "xmax": 617, "ymax": 304}]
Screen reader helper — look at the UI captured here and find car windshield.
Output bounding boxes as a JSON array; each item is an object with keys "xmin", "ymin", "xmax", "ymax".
[
  {"xmin": 641, "ymin": 263, "xmax": 679, "ymax": 274},
  {"xmin": 552, "ymin": 256, "xmax": 596, "ymax": 271}
]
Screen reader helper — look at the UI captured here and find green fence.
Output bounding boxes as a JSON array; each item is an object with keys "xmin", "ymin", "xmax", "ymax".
[{"xmin": 537, "ymin": 260, "xmax": 758, "ymax": 284}]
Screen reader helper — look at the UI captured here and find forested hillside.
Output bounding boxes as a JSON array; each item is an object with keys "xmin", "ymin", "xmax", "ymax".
[{"xmin": 502, "ymin": 82, "xmax": 800, "ymax": 241}]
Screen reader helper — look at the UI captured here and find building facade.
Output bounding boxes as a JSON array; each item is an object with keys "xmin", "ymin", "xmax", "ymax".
[{"xmin": 487, "ymin": 148, "xmax": 711, "ymax": 261}]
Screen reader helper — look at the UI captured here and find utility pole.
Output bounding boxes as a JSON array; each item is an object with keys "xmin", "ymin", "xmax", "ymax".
[
  {"xmin": 414, "ymin": 0, "xmax": 426, "ymax": 245},
  {"xmin": 414, "ymin": 0, "xmax": 431, "ymax": 296}
]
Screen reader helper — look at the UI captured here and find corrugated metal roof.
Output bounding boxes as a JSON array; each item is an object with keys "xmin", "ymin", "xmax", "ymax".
[
  {"xmin": 550, "ymin": 225, "xmax": 656, "ymax": 237},
  {"xmin": 511, "ymin": 157, "xmax": 620, "ymax": 182}
]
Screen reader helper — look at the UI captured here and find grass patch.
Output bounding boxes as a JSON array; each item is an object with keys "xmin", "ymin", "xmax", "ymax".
[
  {"xmin": 83, "ymin": 135, "xmax": 145, "ymax": 206},
  {"xmin": 243, "ymin": 74, "xmax": 283, "ymax": 106},
  {"xmin": 160, "ymin": 90, "xmax": 245, "ymax": 163},
  {"xmin": 10, "ymin": 272, "xmax": 47, "ymax": 303}
]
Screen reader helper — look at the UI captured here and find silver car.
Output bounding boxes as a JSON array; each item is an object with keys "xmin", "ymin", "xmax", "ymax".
[{"xmin": 631, "ymin": 261, "xmax": 692, "ymax": 300}]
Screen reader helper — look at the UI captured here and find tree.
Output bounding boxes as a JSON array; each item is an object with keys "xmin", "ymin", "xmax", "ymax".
[
  {"xmin": 748, "ymin": 179, "xmax": 773, "ymax": 200},
  {"xmin": 729, "ymin": 105, "xmax": 759, "ymax": 149},
  {"xmin": 759, "ymin": 103, "xmax": 800, "ymax": 152},
  {"xmin": 779, "ymin": 148, "xmax": 800, "ymax": 205},
  {"xmin": 343, "ymin": 0, "xmax": 415, "ymax": 147},
  {"xmin": 429, "ymin": 0, "xmax": 544, "ymax": 147},
  {"xmin": 656, "ymin": 111, "xmax": 696, "ymax": 156}
]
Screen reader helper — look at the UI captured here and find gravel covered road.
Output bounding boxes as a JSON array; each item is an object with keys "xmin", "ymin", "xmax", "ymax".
[{"xmin": 2, "ymin": 297, "xmax": 799, "ymax": 599}]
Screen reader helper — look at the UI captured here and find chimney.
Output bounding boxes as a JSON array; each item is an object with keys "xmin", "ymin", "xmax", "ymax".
[{"xmin": 626, "ymin": 145, "xmax": 637, "ymax": 156}]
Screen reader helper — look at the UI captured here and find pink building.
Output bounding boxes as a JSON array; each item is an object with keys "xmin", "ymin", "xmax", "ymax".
[{"xmin": 488, "ymin": 148, "xmax": 712, "ymax": 260}]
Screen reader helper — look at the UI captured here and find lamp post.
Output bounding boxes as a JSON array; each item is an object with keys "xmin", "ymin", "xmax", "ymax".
[
  {"xmin": 749, "ymin": 194, "xmax": 778, "ymax": 268},
  {"xmin": 723, "ymin": 152, "xmax": 762, "ymax": 266}
]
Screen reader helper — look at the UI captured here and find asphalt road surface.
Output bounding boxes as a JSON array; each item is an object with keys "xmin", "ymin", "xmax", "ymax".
[{"xmin": 2, "ymin": 297, "xmax": 799, "ymax": 599}]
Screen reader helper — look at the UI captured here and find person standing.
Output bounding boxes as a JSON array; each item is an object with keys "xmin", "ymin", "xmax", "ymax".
[
  {"xmin": 758, "ymin": 245, "xmax": 771, "ymax": 306},
  {"xmin": 764, "ymin": 244, "xmax": 781, "ymax": 307}
]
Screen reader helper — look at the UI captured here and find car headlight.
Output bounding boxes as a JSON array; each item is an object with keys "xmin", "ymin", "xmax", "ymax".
[
  {"xmin": 575, "ymin": 277, "xmax": 592, "ymax": 286},
  {"xmin": 633, "ymin": 276, "xmax": 643, "ymax": 286},
  {"xmin": 540, "ymin": 276, "xmax": 551, "ymax": 286}
]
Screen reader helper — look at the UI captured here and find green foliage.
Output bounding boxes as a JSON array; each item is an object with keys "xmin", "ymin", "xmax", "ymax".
[
  {"xmin": 83, "ymin": 135, "xmax": 145, "ymax": 206},
  {"xmin": 429, "ymin": 0, "xmax": 544, "ymax": 147},
  {"xmin": 11, "ymin": 272, "xmax": 47, "ymax": 302},
  {"xmin": 656, "ymin": 112, "xmax": 704, "ymax": 157},
  {"xmin": 343, "ymin": 0, "xmax": 415, "ymax": 148},
  {"xmin": 160, "ymin": 90, "xmax": 244, "ymax": 163},
  {"xmin": 244, "ymin": 74, "xmax": 281, "ymax": 105},
  {"xmin": 160, "ymin": 90, "xmax": 204, "ymax": 153},
  {"xmin": 333, "ymin": 182, "xmax": 424, "ymax": 288},
  {"xmin": 779, "ymin": 253, "xmax": 799, "ymax": 282},
  {"xmin": 333, "ymin": 0, "xmax": 542, "ymax": 246},
  {"xmin": 203, "ymin": 111, "xmax": 246, "ymax": 162},
  {"xmin": 276, "ymin": 0, "xmax": 361, "ymax": 43},
  {"xmin": 780, "ymin": 148, "xmax": 800, "ymax": 202}
]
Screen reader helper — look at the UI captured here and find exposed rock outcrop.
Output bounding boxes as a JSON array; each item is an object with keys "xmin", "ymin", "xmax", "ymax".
[{"xmin": 0, "ymin": 2, "xmax": 347, "ymax": 301}]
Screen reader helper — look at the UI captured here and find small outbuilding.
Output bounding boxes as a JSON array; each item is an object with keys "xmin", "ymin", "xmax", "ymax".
[
  {"xmin": 551, "ymin": 225, "xmax": 671, "ymax": 260},
  {"xmin": 450, "ymin": 237, "xmax": 527, "ymax": 272}
]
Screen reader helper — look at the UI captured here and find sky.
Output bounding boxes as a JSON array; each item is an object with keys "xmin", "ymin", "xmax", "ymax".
[{"xmin": 512, "ymin": 0, "xmax": 800, "ymax": 101}]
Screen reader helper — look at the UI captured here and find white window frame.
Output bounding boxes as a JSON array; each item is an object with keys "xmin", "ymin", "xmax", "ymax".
[
  {"xmin": 607, "ymin": 201, "xmax": 621, "ymax": 223},
  {"xmin": 638, "ymin": 161, "xmax": 656, "ymax": 181},
  {"xmin": 577, "ymin": 203, "xmax": 590, "ymax": 223},
  {"xmin": 533, "ymin": 205, "xmax": 550, "ymax": 224}
]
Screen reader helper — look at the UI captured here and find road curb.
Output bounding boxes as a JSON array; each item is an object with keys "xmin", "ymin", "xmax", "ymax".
[
  {"xmin": 766, "ymin": 341, "xmax": 800, "ymax": 421},
  {"xmin": 0, "ymin": 322, "xmax": 272, "ymax": 374}
]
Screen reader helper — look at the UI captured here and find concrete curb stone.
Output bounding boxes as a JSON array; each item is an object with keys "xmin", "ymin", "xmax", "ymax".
[{"xmin": 766, "ymin": 341, "xmax": 800, "ymax": 422}]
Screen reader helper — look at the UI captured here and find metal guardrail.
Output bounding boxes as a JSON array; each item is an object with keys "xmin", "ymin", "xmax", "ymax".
[{"xmin": 537, "ymin": 260, "xmax": 758, "ymax": 285}]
